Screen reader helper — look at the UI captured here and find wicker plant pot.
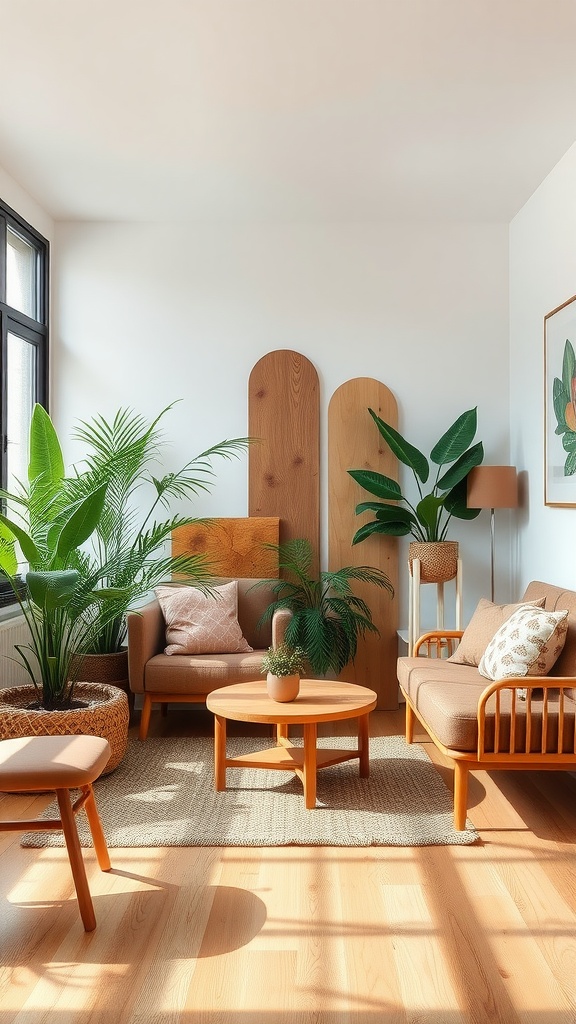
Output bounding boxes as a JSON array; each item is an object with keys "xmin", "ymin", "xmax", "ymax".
[
  {"xmin": 73, "ymin": 649, "xmax": 133, "ymax": 717},
  {"xmin": 408, "ymin": 541, "xmax": 459, "ymax": 584},
  {"xmin": 74, "ymin": 649, "xmax": 129, "ymax": 688},
  {"xmin": 0, "ymin": 681, "xmax": 129, "ymax": 775}
]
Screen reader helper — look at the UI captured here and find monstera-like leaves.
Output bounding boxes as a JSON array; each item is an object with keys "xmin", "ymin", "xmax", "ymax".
[{"xmin": 349, "ymin": 407, "xmax": 484, "ymax": 544}]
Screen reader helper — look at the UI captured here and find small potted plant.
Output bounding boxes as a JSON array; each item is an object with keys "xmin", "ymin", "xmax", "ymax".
[{"xmin": 261, "ymin": 641, "xmax": 306, "ymax": 702}]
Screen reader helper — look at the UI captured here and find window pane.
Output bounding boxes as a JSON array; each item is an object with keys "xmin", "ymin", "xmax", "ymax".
[
  {"xmin": 7, "ymin": 331, "xmax": 36, "ymax": 496},
  {"xmin": 7, "ymin": 226, "xmax": 37, "ymax": 319}
]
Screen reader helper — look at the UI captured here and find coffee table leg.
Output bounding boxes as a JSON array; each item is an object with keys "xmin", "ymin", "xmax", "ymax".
[
  {"xmin": 276, "ymin": 722, "xmax": 289, "ymax": 744},
  {"xmin": 214, "ymin": 714, "xmax": 227, "ymax": 791},
  {"xmin": 358, "ymin": 713, "xmax": 370, "ymax": 778},
  {"xmin": 303, "ymin": 722, "xmax": 318, "ymax": 808}
]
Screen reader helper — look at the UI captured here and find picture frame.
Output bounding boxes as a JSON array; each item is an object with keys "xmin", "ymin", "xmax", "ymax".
[{"xmin": 544, "ymin": 293, "xmax": 576, "ymax": 506}]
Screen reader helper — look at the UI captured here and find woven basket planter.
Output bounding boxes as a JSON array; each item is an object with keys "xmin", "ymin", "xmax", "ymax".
[
  {"xmin": 72, "ymin": 649, "xmax": 133, "ymax": 716},
  {"xmin": 0, "ymin": 681, "xmax": 129, "ymax": 775},
  {"xmin": 73, "ymin": 649, "xmax": 128, "ymax": 688},
  {"xmin": 408, "ymin": 541, "xmax": 459, "ymax": 584}
]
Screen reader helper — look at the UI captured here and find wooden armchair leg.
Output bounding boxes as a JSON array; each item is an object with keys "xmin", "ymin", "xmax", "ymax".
[
  {"xmin": 453, "ymin": 761, "xmax": 469, "ymax": 831},
  {"xmin": 139, "ymin": 693, "xmax": 153, "ymax": 741}
]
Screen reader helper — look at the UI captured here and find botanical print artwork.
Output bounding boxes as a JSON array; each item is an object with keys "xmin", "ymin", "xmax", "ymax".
[
  {"xmin": 552, "ymin": 339, "xmax": 576, "ymax": 476},
  {"xmin": 545, "ymin": 294, "xmax": 576, "ymax": 506}
]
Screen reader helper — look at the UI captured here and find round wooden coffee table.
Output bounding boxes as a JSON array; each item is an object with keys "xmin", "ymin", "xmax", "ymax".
[{"xmin": 205, "ymin": 679, "xmax": 377, "ymax": 809}]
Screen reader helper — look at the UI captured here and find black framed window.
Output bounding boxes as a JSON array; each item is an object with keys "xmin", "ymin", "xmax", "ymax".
[{"xmin": 0, "ymin": 200, "xmax": 49, "ymax": 606}]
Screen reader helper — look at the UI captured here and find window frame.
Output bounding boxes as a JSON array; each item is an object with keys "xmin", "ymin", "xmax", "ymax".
[{"xmin": 0, "ymin": 198, "xmax": 49, "ymax": 492}]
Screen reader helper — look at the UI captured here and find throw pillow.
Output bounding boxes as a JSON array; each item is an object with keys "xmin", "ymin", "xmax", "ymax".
[
  {"xmin": 478, "ymin": 605, "xmax": 569, "ymax": 681},
  {"xmin": 155, "ymin": 581, "xmax": 253, "ymax": 656},
  {"xmin": 447, "ymin": 597, "xmax": 546, "ymax": 667}
]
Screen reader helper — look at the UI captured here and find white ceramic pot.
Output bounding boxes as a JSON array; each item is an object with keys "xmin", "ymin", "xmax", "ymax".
[{"xmin": 266, "ymin": 672, "xmax": 300, "ymax": 702}]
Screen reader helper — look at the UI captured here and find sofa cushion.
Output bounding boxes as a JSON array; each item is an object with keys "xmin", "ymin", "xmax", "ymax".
[
  {"xmin": 447, "ymin": 597, "xmax": 545, "ymax": 667},
  {"xmin": 155, "ymin": 581, "xmax": 253, "ymax": 656},
  {"xmin": 478, "ymin": 605, "xmax": 568, "ymax": 681},
  {"xmin": 398, "ymin": 659, "xmax": 485, "ymax": 750},
  {"xmin": 398, "ymin": 657, "xmax": 575, "ymax": 754},
  {"xmin": 145, "ymin": 650, "xmax": 267, "ymax": 694}
]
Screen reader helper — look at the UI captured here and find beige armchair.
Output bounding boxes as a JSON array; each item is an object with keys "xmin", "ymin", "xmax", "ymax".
[{"xmin": 127, "ymin": 578, "xmax": 290, "ymax": 739}]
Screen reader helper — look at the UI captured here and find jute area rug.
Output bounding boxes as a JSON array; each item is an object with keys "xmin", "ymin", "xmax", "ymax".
[{"xmin": 21, "ymin": 734, "xmax": 479, "ymax": 848}]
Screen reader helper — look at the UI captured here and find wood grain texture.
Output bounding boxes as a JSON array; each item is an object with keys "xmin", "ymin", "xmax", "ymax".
[
  {"xmin": 172, "ymin": 517, "xmax": 280, "ymax": 578},
  {"xmin": 328, "ymin": 378, "xmax": 399, "ymax": 709},
  {"xmin": 249, "ymin": 350, "xmax": 320, "ymax": 574},
  {"xmin": 2, "ymin": 709, "xmax": 576, "ymax": 1023},
  {"xmin": 206, "ymin": 679, "xmax": 377, "ymax": 724}
]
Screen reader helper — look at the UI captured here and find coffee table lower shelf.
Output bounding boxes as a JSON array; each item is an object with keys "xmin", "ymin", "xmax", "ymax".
[
  {"xmin": 225, "ymin": 739, "xmax": 361, "ymax": 772},
  {"xmin": 214, "ymin": 724, "xmax": 369, "ymax": 809}
]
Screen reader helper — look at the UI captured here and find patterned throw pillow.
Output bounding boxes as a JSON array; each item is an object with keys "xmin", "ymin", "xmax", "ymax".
[
  {"xmin": 447, "ymin": 597, "xmax": 546, "ymax": 667},
  {"xmin": 478, "ymin": 605, "xmax": 569, "ymax": 681},
  {"xmin": 155, "ymin": 580, "xmax": 253, "ymax": 656}
]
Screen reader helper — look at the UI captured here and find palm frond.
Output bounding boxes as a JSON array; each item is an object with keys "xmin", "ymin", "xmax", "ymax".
[{"xmin": 256, "ymin": 537, "xmax": 394, "ymax": 674}]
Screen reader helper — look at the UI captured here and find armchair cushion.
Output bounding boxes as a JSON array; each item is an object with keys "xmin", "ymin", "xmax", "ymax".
[{"xmin": 155, "ymin": 580, "xmax": 253, "ymax": 656}]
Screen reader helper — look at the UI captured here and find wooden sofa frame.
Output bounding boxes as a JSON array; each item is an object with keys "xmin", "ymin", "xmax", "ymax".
[{"xmin": 403, "ymin": 628, "xmax": 576, "ymax": 830}]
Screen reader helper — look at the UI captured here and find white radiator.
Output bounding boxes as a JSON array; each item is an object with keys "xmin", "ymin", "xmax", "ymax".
[{"xmin": 0, "ymin": 615, "xmax": 32, "ymax": 688}]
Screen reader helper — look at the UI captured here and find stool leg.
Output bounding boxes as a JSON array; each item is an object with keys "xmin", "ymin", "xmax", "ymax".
[
  {"xmin": 82, "ymin": 785, "xmax": 111, "ymax": 872},
  {"xmin": 56, "ymin": 789, "xmax": 97, "ymax": 932}
]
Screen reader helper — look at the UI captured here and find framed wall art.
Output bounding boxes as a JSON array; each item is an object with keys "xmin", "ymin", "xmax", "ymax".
[{"xmin": 544, "ymin": 293, "xmax": 576, "ymax": 506}]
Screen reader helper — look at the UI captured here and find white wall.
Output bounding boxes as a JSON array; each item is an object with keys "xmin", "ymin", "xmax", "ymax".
[
  {"xmin": 0, "ymin": 163, "xmax": 53, "ymax": 246},
  {"xmin": 510, "ymin": 142, "xmax": 576, "ymax": 594},
  {"xmin": 53, "ymin": 220, "xmax": 510, "ymax": 626}
]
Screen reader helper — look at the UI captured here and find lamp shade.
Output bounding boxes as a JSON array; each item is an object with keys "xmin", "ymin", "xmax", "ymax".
[{"xmin": 466, "ymin": 466, "xmax": 518, "ymax": 509}]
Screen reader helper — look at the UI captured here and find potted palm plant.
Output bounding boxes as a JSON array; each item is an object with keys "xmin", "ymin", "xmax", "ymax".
[
  {"xmin": 348, "ymin": 406, "xmax": 484, "ymax": 582},
  {"xmin": 63, "ymin": 402, "xmax": 250, "ymax": 694},
  {"xmin": 253, "ymin": 538, "xmax": 393, "ymax": 677},
  {"xmin": 0, "ymin": 405, "xmax": 129, "ymax": 772}
]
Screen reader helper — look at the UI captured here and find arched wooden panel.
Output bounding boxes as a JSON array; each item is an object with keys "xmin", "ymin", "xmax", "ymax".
[
  {"xmin": 249, "ymin": 350, "xmax": 320, "ymax": 574},
  {"xmin": 328, "ymin": 378, "xmax": 399, "ymax": 709}
]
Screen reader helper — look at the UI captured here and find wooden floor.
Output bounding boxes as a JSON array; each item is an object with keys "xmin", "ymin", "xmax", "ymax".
[{"xmin": 1, "ymin": 708, "xmax": 576, "ymax": 1024}]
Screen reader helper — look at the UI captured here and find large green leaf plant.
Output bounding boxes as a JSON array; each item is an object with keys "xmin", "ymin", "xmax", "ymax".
[
  {"xmin": 253, "ymin": 538, "xmax": 394, "ymax": 676},
  {"xmin": 0, "ymin": 402, "xmax": 250, "ymax": 705},
  {"xmin": 0, "ymin": 405, "xmax": 114, "ymax": 708},
  {"xmin": 349, "ymin": 407, "xmax": 484, "ymax": 544}
]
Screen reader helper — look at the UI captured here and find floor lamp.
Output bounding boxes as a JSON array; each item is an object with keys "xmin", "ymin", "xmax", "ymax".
[{"xmin": 466, "ymin": 466, "xmax": 518, "ymax": 602}]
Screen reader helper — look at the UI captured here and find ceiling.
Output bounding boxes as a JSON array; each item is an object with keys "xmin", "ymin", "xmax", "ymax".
[{"xmin": 2, "ymin": 0, "xmax": 576, "ymax": 223}]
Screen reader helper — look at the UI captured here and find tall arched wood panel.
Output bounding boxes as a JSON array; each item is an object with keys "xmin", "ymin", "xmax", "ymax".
[
  {"xmin": 328, "ymin": 378, "xmax": 399, "ymax": 709},
  {"xmin": 248, "ymin": 350, "xmax": 320, "ymax": 573}
]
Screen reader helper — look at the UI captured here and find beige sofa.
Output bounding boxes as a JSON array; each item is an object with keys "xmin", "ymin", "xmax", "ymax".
[
  {"xmin": 127, "ymin": 578, "xmax": 290, "ymax": 740},
  {"xmin": 397, "ymin": 581, "xmax": 576, "ymax": 830}
]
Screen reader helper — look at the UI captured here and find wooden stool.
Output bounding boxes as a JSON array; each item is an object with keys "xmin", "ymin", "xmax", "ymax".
[{"xmin": 0, "ymin": 734, "xmax": 112, "ymax": 931}]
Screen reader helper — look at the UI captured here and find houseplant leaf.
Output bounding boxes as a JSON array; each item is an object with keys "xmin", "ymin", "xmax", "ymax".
[
  {"xmin": 350, "ymin": 406, "xmax": 484, "ymax": 545},
  {"xmin": 430, "ymin": 407, "xmax": 478, "ymax": 465},
  {"xmin": 367, "ymin": 409, "xmax": 429, "ymax": 482},
  {"xmin": 348, "ymin": 470, "xmax": 402, "ymax": 501}
]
